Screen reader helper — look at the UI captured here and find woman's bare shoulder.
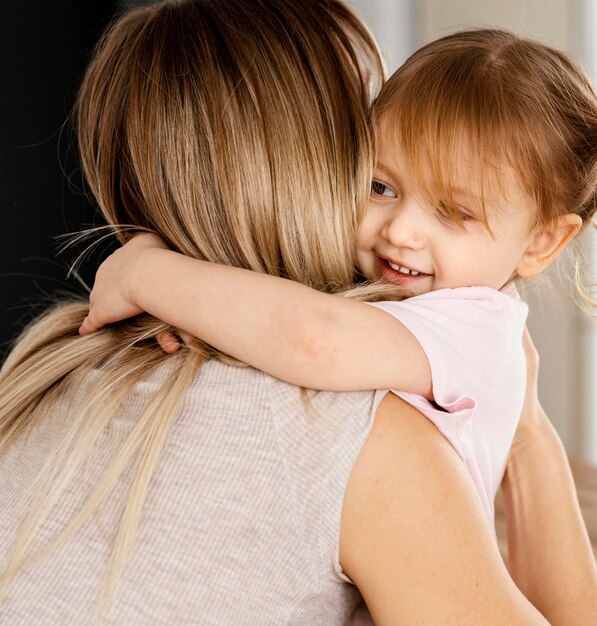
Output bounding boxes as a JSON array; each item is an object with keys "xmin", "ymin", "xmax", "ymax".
[{"xmin": 339, "ymin": 393, "xmax": 548, "ymax": 626}]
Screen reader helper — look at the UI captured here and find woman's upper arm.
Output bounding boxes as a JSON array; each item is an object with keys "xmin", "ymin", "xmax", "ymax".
[{"xmin": 339, "ymin": 393, "xmax": 549, "ymax": 626}]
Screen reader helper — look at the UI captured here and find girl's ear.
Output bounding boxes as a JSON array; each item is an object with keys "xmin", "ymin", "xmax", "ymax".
[{"xmin": 517, "ymin": 213, "xmax": 582, "ymax": 278}]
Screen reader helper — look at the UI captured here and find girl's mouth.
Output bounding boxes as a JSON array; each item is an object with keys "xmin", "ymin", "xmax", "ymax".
[{"xmin": 379, "ymin": 257, "xmax": 433, "ymax": 286}]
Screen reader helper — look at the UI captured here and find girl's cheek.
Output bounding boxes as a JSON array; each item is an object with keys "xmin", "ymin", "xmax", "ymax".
[
  {"xmin": 355, "ymin": 247, "xmax": 378, "ymax": 280},
  {"xmin": 355, "ymin": 224, "xmax": 370, "ymax": 252},
  {"xmin": 356, "ymin": 207, "xmax": 380, "ymax": 248}
]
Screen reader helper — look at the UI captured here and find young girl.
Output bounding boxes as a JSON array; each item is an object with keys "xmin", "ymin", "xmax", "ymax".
[{"xmin": 81, "ymin": 28, "xmax": 597, "ymax": 525}]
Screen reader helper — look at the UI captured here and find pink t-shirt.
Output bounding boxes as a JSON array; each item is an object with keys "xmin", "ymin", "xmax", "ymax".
[{"xmin": 369, "ymin": 285, "xmax": 528, "ymax": 524}]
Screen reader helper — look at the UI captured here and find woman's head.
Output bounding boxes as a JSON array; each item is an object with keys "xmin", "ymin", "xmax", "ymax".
[
  {"xmin": 357, "ymin": 28, "xmax": 597, "ymax": 296},
  {"xmin": 77, "ymin": 0, "xmax": 383, "ymax": 293}
]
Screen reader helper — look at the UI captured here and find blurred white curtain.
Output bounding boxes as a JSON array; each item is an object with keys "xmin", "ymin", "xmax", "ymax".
[
  {"xmin": 348, "ymin": 0, "xmax": 419, "ymax": 72},
  {"xmin": 571, "ymin": 0, "xmax": 597, "ymax": 463}
]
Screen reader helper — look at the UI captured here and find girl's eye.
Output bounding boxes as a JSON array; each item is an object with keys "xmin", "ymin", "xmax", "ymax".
[
  {"xmin": 371, "ymin": 180, "xmax": 397, "ymax": 198},
  {"xmin": 457, "ymin": 208, "xmax": 474, "ymax": 221},
  {"xmin": 437, "ymin": 201, "xmax": 475, "ymax": 226}
]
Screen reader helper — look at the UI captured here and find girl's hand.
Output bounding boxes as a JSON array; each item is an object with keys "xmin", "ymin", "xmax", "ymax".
[{"xmin": 79, "ymin": 232, "xmax": 168, "ymax": 335}]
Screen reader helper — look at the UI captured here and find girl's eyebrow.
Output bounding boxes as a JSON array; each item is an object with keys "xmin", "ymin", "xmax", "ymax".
[{"xmin": 374, "ymin": 160, "xmax": 400, "ymax": 181}]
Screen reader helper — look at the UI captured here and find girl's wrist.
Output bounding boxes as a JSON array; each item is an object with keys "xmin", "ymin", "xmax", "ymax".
[{"xmin": 127, "ymin": 246, "xmax": 170, "ymax": 313}]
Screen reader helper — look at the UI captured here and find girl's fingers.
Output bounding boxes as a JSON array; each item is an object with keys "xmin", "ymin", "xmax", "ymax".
[
  {"xmin": 178, "ymin": 331, "xmax": 194, "ymax": 346},
  {"xmin": 80, "ymin": 319, "xmax": 186, "ymax": 358},
  {"xmin": 79, "ymin": 317, "xmax": 94, "ymax": 335},
  {"xmin": 81, "ymin": 315, "xmax": 186, "ymax": 355},
  {"xmin": 157, "ymin": 331, "xmax": 181, "ymax": 353}
]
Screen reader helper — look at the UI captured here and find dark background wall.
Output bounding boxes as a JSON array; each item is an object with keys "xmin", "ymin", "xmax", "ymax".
[{"xmin": 0, "ymin": 1, "xmax": 120, "ymax": 361}]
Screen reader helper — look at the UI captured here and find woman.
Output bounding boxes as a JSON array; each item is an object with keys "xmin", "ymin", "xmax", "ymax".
[{"xmin": 0, "ymin": 0, "xmax": 594, "ymax": 624}]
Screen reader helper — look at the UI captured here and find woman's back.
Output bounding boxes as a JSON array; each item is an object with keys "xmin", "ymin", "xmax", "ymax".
[{"xmin": 0, "ymin": 360, "xmax": 385, "ymax": 624}]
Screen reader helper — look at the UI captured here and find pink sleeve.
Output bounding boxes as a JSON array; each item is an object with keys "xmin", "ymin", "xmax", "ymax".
[{"xmin": 369, "ymin": 286, "xmax": 528, "ymax": 419}]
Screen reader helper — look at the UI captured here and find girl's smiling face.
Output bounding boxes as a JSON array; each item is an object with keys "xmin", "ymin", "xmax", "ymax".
[{"xmin": 356, "ymin": 128, "xmax": 539, "ymax": 295}]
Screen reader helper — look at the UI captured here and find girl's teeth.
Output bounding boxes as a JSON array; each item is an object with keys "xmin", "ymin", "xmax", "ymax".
[{"xmin": 388, "ymin": 261, "xmax": 421, "ymax": 276}]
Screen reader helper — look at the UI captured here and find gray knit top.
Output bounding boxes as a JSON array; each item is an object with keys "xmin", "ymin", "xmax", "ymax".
[{"xmin": 0, "ymin": 359, "xmax": 386, "ymax": 625}]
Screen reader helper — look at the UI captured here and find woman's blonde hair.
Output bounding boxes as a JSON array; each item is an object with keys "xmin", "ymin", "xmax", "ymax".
[
  {"xmin": 374, "ymin": 28, "xmax": 596, "ymax": 307},
  {"xmin": 0, "ymin": 0, "xmax": 394, "ymax": 618}
]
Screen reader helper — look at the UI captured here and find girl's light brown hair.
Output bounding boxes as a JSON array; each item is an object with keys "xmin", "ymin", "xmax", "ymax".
[
  {"xmin": 0, "ymin": 0, "xmax": 394, "ymax": 620},
  {"xmin": 375, "ymin": 29, "xmax": 597, "ymax": 238}
]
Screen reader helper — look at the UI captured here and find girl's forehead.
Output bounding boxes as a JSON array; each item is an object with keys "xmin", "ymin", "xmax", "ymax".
[
  {"xmin": 376, "ymin": 114, "xmax": 528, "ymax": 202},
  {"xmin": 374, "ymin": 114, "xmax": 538, "ymax": 231}
]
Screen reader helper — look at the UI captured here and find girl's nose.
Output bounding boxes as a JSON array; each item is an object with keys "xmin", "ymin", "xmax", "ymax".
[{"xmin": 381, "ymin": 201, "xmax": 425, "ymax": 250}]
